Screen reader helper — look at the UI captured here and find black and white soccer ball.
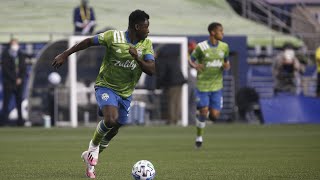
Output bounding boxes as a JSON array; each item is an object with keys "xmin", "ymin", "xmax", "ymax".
[{"xmin": 131, "ymin": 160, "xmax": 156, "ymax": 180}]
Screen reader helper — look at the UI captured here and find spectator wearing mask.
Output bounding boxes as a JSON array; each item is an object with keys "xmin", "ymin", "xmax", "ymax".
[{"xmin": 1, "ymin": 39, "xmax": 27, "ymax": 126}]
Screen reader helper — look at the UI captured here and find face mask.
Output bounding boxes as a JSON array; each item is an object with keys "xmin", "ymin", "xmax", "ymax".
[{"xmin": 10, "ymin": 44, "xmax": 19, "ymax": 52}]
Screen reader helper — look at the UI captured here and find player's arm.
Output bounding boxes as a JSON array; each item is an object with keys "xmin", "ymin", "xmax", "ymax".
[
  {"xmin": 189, "ymin": 46, "xmax": 204, "ymax": 72},
  {"xmin": 52, "ymin": 37, "xmax": 97, "ymax": 69},
  {"xmin": 223, "ymin": 59, "xmax": 230, "ymax": 71},
  {"xmin": 129, "ymin": 46, "xmax": 155, "ymax": 76},
  {"xmin": 223, "ymin": 45, "xmax": 230, "ymax": 71}
]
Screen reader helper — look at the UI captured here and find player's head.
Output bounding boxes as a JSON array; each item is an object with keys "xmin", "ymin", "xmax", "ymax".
[
  {"xmin": 208, "ymin": 22, "xmax": 223, "ymax": 40},
  {"xmin": 128, "ymin": 9, "xmax": 150, "ymax": 40}
]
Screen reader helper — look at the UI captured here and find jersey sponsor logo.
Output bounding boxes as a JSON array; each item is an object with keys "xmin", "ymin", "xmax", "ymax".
[
  {"xmin": 101, "ymin": 93, "xmax": 109, "ymax": 101},
  {"xmin": 112, "ymin": 60, "xmax": 137, "ymax": 70},
  {"xmin": 206, "ymin": 60, "xmax": 222, "ymax": 68}
]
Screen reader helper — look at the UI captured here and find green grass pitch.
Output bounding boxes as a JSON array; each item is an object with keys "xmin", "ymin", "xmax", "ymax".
[{"xmin": 0, "ymin": 124, "xmax": 320, "ymax": 180}]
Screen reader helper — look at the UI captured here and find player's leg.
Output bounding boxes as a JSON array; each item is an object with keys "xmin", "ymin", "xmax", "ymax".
[
  {"xmin": 99, "ymin": 122, "xmax": 122, "ymax": 153},
  {"xmin": 99, "ymin": 94, "xmax": 131, "ymax": 153},
  {"xmin": 82, "ymin": 106, "xmax": 118, "ymax": 178},
  {"xmin": 1, "ymin": 87, "xmax": 12, "ymax": 126},
  {"xmin": 81, "ymin": 87, "xmax": 119, "ymax": 178},
  {"xmin": 195, "ymin": 89, "xmax": 209, "ymax": 148},
  {"xmin": 208, "ymin": 90, "xmax": 223, "ymax": 122}
]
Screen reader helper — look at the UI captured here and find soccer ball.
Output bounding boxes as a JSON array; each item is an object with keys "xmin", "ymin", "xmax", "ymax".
[
  {"xmin": 131, "ymin": 160, "xmax": 156, "ymax": 180},
  {"xmin": 48, "ymin": 72, "xmax": 61, "ymax": 85}
]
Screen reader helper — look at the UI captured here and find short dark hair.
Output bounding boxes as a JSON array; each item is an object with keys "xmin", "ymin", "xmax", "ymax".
[
  {"xmin": 208, "ymin": 22, "xmax": 222, "ymax": 33},
  {"xmin": 128, "ymin": 9, "xmax": 150, "ymax": 29}
]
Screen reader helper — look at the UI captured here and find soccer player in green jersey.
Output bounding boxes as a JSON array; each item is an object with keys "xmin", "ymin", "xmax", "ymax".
[
  {"xmin": 52, "ymin": 10, "xmax": 155, "ymax": 178},
  {"xmin": 189, "ymin": 22, "xmax": 230, "ymax": 148}
]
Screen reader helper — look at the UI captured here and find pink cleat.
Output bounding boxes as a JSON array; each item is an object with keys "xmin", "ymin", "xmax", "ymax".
[
  {"xmin": 85, "ymin": 164, "xmax": 96, "ymax": 179},
  {"xmin": 82, "ymin": 151, "xmax": 98, "ymax": 178},
  {"xmin": 81, "ymin": 148, "xmax": 99, "ymax": 166}
]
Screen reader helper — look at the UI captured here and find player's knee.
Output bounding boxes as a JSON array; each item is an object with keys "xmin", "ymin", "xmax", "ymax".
[
  {"xmin": 199, "ymin": 109, "xmax": 209, "ymax": 118},
  {"xmin": 103, "ymin": 115, "xmax": 118, "ymax": 127},
  {"xmin": 209, "ymin": 112, "xmax": 219, "ymax": 122}
]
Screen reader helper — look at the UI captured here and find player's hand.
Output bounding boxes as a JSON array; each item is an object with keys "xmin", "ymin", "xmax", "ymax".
[
  {"xmin": 129, "ymin": 46, "xmax": 138, "ymax": 60},
  {"xmin": 195, "ymin": 64, "xmax": 204, "ymax": 72},
  {"xmin": 52, "ymin": 53, "xmax": 67, "ymax": 69},
  {"xmin": 16, "ymin": 78, "xmax": 22, "ymax": 86},
  {"xmin": 223, "ymin": 61, "xmax": 230, "ymax": 71}
]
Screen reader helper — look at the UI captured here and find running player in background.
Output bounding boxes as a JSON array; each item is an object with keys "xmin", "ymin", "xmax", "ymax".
[
  {"xmin": 52, "ymin": 9, "xmax": 155, "ymax": 178},
  {"xmin": 189, "ymin": 22, "xmax": 230, "ymax": 148}
]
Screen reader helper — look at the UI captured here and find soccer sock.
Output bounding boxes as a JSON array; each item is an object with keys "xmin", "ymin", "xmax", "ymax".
[
  {"xmin": 99, "ymin": 127, "xmax": 119, "ymax": 153},
  {"xmin": 196, "ymin": 115, "xmax": 207, "ymax": 138},
  {"xmin": 99, "ymin": 139, "xmax": 110, "ymax": 153},
  {"xmin": 91, "ymin": 120, "xmax": 112, "ymax": 146}
]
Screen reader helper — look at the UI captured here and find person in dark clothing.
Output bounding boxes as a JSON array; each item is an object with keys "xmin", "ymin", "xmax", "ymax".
[
  {"xmin": 73, "ymin": 0, "xmax": 96, "ymax": 35},
  {"xmin": 156, "ymin": 44, "xmax": 186, "ymax": 125},
  {"xmin": 1, "ymin": 39, "xmax": 27, "ymax": 126}
]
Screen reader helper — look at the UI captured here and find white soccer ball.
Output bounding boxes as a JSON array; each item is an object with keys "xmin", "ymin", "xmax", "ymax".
[
  {"xmin": 48, "ymin": 72, "xmax": 61, "ymax": 85},
  {"xmin": 131, "ymin": 160, "xmax": 156, "ymax": 180}
]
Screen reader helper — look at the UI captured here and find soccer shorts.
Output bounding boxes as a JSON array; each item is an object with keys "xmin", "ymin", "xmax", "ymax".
[
  {"xmin": 95, "ymin": 86, "xmax": 132, "ymax": 125},
  {"xmin": 195, "ymin": 89, "xmax": 223, "ymax": 110}
]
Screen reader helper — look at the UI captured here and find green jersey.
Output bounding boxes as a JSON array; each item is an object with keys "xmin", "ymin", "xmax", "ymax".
[
  {"xmin": 95, "ymin": 30, "xmax": 154, "ymax": 98},
  {"xmin": 191, "ymin": 40, "xmax": 229, "ymax": 92}
]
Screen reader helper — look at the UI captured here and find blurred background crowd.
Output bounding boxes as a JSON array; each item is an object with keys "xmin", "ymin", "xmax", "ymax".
[{"xmin": 0, "ymin": 0, "xmax": 320, "ymax": 127}]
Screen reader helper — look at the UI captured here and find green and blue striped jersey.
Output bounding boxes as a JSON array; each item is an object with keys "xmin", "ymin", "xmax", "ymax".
[
  {"xmin": 191, "ymin": 40, "xmax": 229, "ymax": 92},
  {"xmin": 95, "ymin": 30, "xmax": 154, "ymax": 98}
]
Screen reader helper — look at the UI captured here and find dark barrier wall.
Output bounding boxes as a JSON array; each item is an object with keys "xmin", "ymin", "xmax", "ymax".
[{"xmin": 260, "ymin": 93, "xmax": 320, "ymax": 124}]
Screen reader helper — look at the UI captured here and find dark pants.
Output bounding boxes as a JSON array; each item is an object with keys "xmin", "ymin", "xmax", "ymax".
[
  {"xmin": 164, "ymin": 86, "xmax": 182, "ymax": 125},
  {"xmin": 1, "ymin": 85, "xmax": 24, "ymax": 126},
  {"xmin": 317, "ymin": 73, "xmax": 320, "ymax": 97}
]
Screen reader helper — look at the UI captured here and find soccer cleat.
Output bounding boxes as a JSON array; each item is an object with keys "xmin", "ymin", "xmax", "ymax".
[
  {"xmin": 195, "ymin": 136, "xmax": 203, "ymax": 149},
  {"xmin": 81, "ymin": 147, "xmax": 99, "ymax": 166},
  {"xmin": 195, "ymin": 141, "xmax": 202, "ymax": 148},
  {"xmin": 85, "ymin": 163, "xmax": 96, "ymax": 179}
]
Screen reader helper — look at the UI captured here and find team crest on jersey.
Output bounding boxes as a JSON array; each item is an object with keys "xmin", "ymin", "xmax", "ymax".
[
  {"xmin": 101, "ymin": 93, "xmax": 109, "ymax": 101},
  {"xmin": 218, "ymin": 50, "xmax": 224, "ymax": 58},
  {"xmin": 137, "ymin": 48, "xmax": 143, "ymax": 58}
]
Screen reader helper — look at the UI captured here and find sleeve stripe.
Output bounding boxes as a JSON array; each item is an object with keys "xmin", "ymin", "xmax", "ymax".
[
  {"xmin": 204, "ymin": 42, "xmax": 209, "ymax": 49},
  {"xmin": 117, "ymin": 31, "xmax": 121, "ymax": 43},
  {"xmin": 120, "ymin": 31, "xmax": 125, "ymax": 43},
  {"xmin": 92, "ymin": 35, "xmax": 100, "ymax": 45},
  {"xmin": 144, "ymin": 54, "xmax": 155, "ymax": 61},
  {"xmin": 199, "ymin": 43, "xmax": 205, "ymax": 51},
  {"xmin": 113, "ymin": 31, "xmax": 117, "ymax": 42},
  {"xmin": 113, "ymin": 31, "xmax": 125, "ymax": 43}
]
